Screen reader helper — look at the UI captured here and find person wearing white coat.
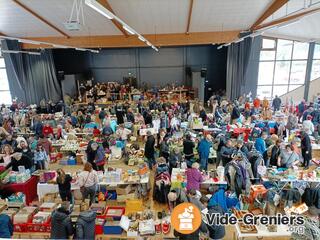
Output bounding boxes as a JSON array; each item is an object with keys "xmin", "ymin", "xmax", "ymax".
[{"xmin": 302, "ymin": 115, "xmax": 314, "ymax": 135}]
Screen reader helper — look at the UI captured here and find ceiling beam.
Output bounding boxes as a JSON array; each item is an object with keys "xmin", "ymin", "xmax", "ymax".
[
  {"xmin": 97, "ymin": 0, "xmax": 129, "ymax": 37},
  {"xmin": 253, "ymin": 7, "xmax": 320, "ymax": 31},
  {"xmin": 186, "ymin": 0, "xmax": 194, "ymax": 34},
  {"xmin": 250, "ymin": 0, "xmax": 288, "ymax": 30},
  {"xmin": 12, "ymin": 0, "xmax": 70, "ymax": 38},
  {"xmin": 20, "ymin": 31, "xmax": 240, "ymax": 49}
]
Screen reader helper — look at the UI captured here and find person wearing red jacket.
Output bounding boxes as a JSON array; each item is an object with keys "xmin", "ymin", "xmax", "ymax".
[
  {"xmin": 253, "ymin": 97, "xmax": 261, "ymax": 109},
  {"xmin": 42, "ymin": 122, "xmax": 54, "ymax": 137},
  {"xmin": 93, "ymin": 126, "xmax": 101, "ymax": 137}
]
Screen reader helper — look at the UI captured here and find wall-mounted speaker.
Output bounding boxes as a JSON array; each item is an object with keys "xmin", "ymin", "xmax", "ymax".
[
  {"xmin": 57, "ymin": 71, "xmax": 64, "ymax": 81},
  {"xmin": 201, "ymin": 68, "xmax": 207, "ymax": 78}
]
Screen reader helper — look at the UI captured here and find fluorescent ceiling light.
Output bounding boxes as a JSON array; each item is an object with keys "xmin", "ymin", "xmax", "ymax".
[
  {"xmin": 18, "ymin": 39, "xmax": 41, "ymax": 45},
  {"xmin": 225, "ymin": 43, "xmax": 231, "ymax": 46},
  {"xmin": 53, "ymin": 44, "xmax": 69, "ymax": 49},
  {"xmin": 234, "ymin": 38, "xmax": 244, "ymax": 43},
  {"xmin": 217, "ymin": 45, "xmax": 223, "ymax": 50},
  {"xmin": 27, "ymin": 51, "xmax": 41, "ymax": 55},
  {"xmin": 1, "ymin": 50, "xmax": 19, "ymax": 54},
  {"xmin": 123, "ymin": 25, "xmax": 136, "ymax": 35},
  {"xmin": 75, "ymin": 48, "xmax": 86, "ymax": 51},
  {"xmin": 146, "ymin": 41, "xmax": 152, "ymax": 46},
  {"xmin": 138, "ymin": 35, "xmax": 146, "ymax": 42},
  {"xmin": 90, "ymin": 49, "xmax": 99, "ymax": 53},
  {"xmin": 1, "ymin": 50, "xmax": 41, "ymax": 55},
  {"xmin": 152, "ymin": 46, "xmax": 159, "ymax": 52},
  {"xmin": 85, "ymin": 0, "xmax": 114, "ymax": 19}
]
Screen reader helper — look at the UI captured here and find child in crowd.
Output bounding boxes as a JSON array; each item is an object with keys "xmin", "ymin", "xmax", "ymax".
[{"xmin": 34, "ymin": 145, "xmax": 48, "ymax": 170}]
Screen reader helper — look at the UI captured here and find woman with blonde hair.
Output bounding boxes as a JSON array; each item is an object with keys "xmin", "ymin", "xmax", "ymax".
[
  {"xmin": 78, "ymin": 162, "xmax": 98, "ymax": 206},
  {"xmin": 0, "ymin": 144, "xmax": 13, "ymax": 167}
]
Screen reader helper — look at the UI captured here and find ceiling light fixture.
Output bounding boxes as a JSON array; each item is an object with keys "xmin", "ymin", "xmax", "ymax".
[
  {"xmin": 85, "ymin": 0, "xmax": 158, "ymax": 51},
  {"xmin": 1, "ymin": 49, "xmax": 41, "ymax": 55},
  {"xmin": 18, "ymin": 39, "xmax": 41, "ymax": 45},
  {"xmin": 27, "ymin": 51, "xmax": 42, "ymax": 56},
  {"xmin": 84, "ymin": 0, "xmax": 114, "ymax": 19},
  {"xmin": 90, "ymin": 49, "xmax": 99, "ymax": 53},
  {"xmin": 53, "ymin": 44, "xmax": 69, "ymax": 49},
  {"xmin": 234, "ymin": 38, "xmax": 244, "ymax": 43},
  {"xmin": 152, "ymin": 46, "xmax": 159, "ymax": 52},
  {"xmin": 123, "ymin": 25, "xmax": 136, "ymax": 35},
  {"xmin": 217, "ymin": 45, "xmax": 223, "ymax": 50},
  {"xmin": 138, "ymin": 35, "xmax": 146, "ymax": 42},
  {"xmin": 0, "ymin": 36, "xmax": 100, "ymax": 54}
]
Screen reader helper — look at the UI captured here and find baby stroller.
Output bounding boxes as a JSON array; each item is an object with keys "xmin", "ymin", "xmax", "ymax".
[{"xmin": 153, "ymin": 159, "xmax": 171, "ymax": 203}]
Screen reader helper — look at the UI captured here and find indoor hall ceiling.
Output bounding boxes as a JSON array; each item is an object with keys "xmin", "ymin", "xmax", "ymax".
[
  {"xmin": 0, "ymin": 0, "xmax": 273, "ymax": 37},
  {"xmin": 0, "ymin": 0, "xmax": 320, "ymax": 48}
]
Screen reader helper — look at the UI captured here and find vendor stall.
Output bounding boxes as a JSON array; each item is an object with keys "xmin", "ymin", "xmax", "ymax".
[{"xmin": 1, "ymin": 176, "xmax": 38, "ymax": 205}]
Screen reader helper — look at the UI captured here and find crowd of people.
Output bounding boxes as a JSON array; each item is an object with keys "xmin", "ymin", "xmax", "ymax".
[{"xmin": 1, "ymin": 89, "xmax": 320, "ymax": 239}]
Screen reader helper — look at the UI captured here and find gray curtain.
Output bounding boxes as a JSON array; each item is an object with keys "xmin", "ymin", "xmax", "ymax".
[
  {"xmin": 226, "ymin": 37, "xmax": 253, "ymax": 100},
  {"xmin": 1, "ymin": 39, "xmax": 61, "ymax": 104}
]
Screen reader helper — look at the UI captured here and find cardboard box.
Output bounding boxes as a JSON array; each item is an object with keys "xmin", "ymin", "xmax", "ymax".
[
  {"xmin": 0, "ymin": 204, "xmax": 7, "ymax": 213},
  {"xmin": 21, "ymin": 206, "xmax": 38, "ymax": 214},
  {"xmin": 117, "ymin": 191, "xmax": 136, "ymax": 202},
  {"xmin": 74, "ymin": 199, "xmax": 83, "ymax": 205},
  {"xmin": 54, "ymin": 198, "xmax": 62, "ymax": 204},
  {"xmin": 116, "ymin": 185, "xmax": 132, "ymax": 195},
  {"xmin": 14, "ymin": 212, "xmax": 32, "ymax": 224},
  {"xmin": 40, "ymin": 202, "xmax": 56, "ymax": 212},
  {"xmin": 43, "ymin": 193, "xmax": 56, "ymax": 202}
]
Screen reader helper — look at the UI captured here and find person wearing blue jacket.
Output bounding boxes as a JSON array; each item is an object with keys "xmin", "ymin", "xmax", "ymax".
[
  {"xmin": 0, "ymin": 214, "xmax": 13, "ymax": 238},
  {"xmin": 198, "ymin": 134, "xmax": 212, "ymax": 171},
  {"xmin": 254, "ymin": 132, "xmax": 267, "ymax": 155}
]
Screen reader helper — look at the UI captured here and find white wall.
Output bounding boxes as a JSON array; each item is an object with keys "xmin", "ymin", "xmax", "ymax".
[{"xmin": 280, "ymin": 77, "xmax": 320, "ymax": 104}]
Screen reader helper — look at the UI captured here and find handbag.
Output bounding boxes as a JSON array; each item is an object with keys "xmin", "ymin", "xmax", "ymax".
[{"xmin": 80, "ymin": 172, "xmax": 90, "ymax": 193}]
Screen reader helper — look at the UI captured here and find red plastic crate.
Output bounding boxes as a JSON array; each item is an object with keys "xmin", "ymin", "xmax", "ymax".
[
  {"xmin": 95, "ymin": 220, "xmax": 105, "ymax": 235},
  {"xmin": 14, "ymin": 223, "xmax": 29, "ymax": 232},
  {"xmin": 27, "ymin": 221, "xmax": 51, "ymax": 233}
]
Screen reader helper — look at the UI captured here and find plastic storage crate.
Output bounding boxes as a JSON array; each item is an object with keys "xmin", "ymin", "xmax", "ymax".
[
  {"xmin": 103, "ymin": 221, "xmax": 123, "ymax": 234},
  {"xmin": 105, "ymin": 206, "xmax": 125, "ymax": 221}
]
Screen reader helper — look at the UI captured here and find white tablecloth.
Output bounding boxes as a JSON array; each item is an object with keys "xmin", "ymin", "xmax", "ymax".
[{"xmin": 37, "ymin": 182, "xmax": 80, "ymax": 199}]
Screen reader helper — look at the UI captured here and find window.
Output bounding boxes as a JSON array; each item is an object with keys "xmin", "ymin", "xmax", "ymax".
[
  {"xmin": 311, "ymin": 44, "xmax": 320, "ymax": 81},
  {"xmin": 290, "ymin": 61, "xmax": 307, "ymax": 85},
  {"xmin": 0, "ymin": 50, "xmax": 12, "ymax": 104},
  {"xmin": 257, "ymin": 38, "xmax": 309, "ymax": 99},
  {"xmin": 276, "ymin": 40, "xmax": 293, "ymax": 60},
  {"xmin": 258, "ymin": 62, "xmax": 274, "ymax": 85}
]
